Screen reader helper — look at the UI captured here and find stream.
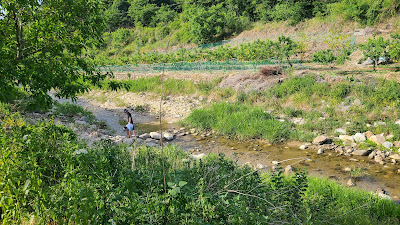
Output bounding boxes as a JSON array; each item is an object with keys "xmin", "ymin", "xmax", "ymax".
[{"xmin": 55, "ymin": 95, "xmax": 400, "ymax": 200}]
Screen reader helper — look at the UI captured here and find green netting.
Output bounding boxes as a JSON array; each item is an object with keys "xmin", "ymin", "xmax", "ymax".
[{"xmin": 101, "ymin": 59, "xmax": 309, "ymax": 73}]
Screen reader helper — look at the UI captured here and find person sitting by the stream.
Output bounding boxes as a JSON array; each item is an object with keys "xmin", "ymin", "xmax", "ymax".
[{"xmin": 124, "ymin": 109, "xmax": 135, "ymax": 138}]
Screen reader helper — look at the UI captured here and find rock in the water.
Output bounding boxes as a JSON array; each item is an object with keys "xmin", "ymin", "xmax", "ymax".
[
  {"xmin": 339, "ymin": 135, "xmax": 354, "ymax": 143},
  {"xmin": 334, "ymin": 128, "xmax": 346, "ymax": 135},
  {"xmin": 389, "ymin": 154, "xmax": 400, "ymax": 160},
  {"xmin": 368, "ymin": 151, "xmax": 376, "ymax": 159},
  {"xmin": 139, "ymin": 133, "xmax": 150, "ymax": 139},
  {"xmin": 352, "ymin": 150, "xmax": 371, "ymax": 156},
  {"xmin": 369, "ymin": 134, "xmax": 385, "ymax": 145},
  {"xmin": 317, "ymin": 149, "xmax": 324, "ymax": 155},
  {"xmin": 190, "ymin": 153, "xmax": 205, "ymax": 160},
  {"xmin": 299, "ymin": 145, "xmax": 308, "ymax": 150},
  {"xmin": 347, "ymin": 178, "xmax": 356, "ymax": 187},
  {"xmin": 313, "ymin": 135, "xmax": 332, "ymax": 145},
  {"xmin": 163, "ymin": 132, "xmax": 175, "ymax": 141},
  {"xmin": 150, "ymin": 132, "xmax": 161, "ymax": 140},
  {"xmin": 284, "ymin": 165, "xmax": 294, "ymax": 176},
  {"xmin": 353, "ymin": 133, "xmax": 366, "ymax": 142},
  {"xmin": 382, "ymin": 141, "xmax": 393, "ymax": 149}
]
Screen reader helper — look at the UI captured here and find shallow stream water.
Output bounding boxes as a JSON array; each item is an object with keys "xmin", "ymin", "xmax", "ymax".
[{"xmin": 54, "ymin": 95, "xmax": 400, "ymax": 200}]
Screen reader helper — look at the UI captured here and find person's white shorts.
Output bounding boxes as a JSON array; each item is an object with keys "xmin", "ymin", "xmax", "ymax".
[{"xmin": 126, "ymin": 123, "xmax": 134, "ymax": 131}]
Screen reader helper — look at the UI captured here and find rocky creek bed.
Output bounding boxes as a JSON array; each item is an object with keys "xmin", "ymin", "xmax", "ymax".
[{"xmin": 38, "ymin": 94, "xmax": 400, "ymax": 202}]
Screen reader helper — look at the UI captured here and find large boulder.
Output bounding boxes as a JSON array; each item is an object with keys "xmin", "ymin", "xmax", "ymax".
[
  {"xmin": 352, "ymin": 150, "xmax": 371, "ymax": 156},
  {"xmin": 364, "ymin": 131, "xmax": 374, "ymax": 139},
  {"xmin": 369, "ymin": 134, "xmax": 385, "ymax": 145},
  {"xmin": 312, "ymin": 135, "xmax": 332, "ymax": 145},
  {"xmin": 163, "ymin": 132, "xmax": 175, "ymax": 141},
  {"xmin": 139, "ymin": 133, "xmax": 150, "ymax": 139},
  {"xmin": 150, "ymin": 132, "xmax": 161, "ymax": 140},
  {"xmin": 382, "ymin": 141, "xmax": 393, "ymax": 149},
  {"xmin": 334, "ymin": 128, "xmax": 346, "ymax": 135},
  {"xmin": 389, "ymin": 154, "xmax": 400, "ymax": 160},
  {"xmin": 353, "ymin": 133, "xmax": 366, "ymax": 142},
  {"xmin": 339, "ymin": 135, "xmax": 354, "ymax": 143}
]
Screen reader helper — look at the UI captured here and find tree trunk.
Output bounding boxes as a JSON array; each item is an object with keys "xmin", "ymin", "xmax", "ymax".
[{"xmin": 12, "ymin": 10, "xmax": 23, "ymax": 60}]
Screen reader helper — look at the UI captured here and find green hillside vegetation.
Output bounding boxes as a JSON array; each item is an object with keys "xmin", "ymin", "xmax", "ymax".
[
  {"xmin": 1, "ymin": 103, "xmax": 399, "ymax": 224},
  {"xmin": 92, "ymin": 0, "xmax": 400, "ymax": 63}
]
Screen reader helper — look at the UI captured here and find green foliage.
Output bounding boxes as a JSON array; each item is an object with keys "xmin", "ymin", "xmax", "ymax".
[
  {"xmin": 328, "ymin": 0, "xmax": 400, "ymax": 25},
  {"xmin": 184, "ymin": 102, "xmax": 292, "ymax": 143},
  {"xmin": 361, "ymin": 35, "xmax": 389, "ymax": 71},
  {"xmin": 1, "ymin": 106, "xmax": 399, "ymax": 224},
  {"xmin": 94, "ymin": 76, "xmax": 219, "ymax": 95},
  {"xmin": 0, "ymin": 0, "xmax": 109, "ymax": 109},
  {"xmin": 312, "ymin": 49, "xmax": 337, "ymax": 67}
]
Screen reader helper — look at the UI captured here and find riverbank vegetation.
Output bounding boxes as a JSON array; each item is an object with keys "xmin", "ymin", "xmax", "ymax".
[{"xmin": 1, "ymin": 103, "xmax": 399, "ymax": 224}]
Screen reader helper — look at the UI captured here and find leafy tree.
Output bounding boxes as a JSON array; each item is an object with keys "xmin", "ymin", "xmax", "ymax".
[
  {"xmin": 275, "ymin": 35, "xmax": 299, "ymax": 67},
  {"xmin": 0, "ymin": 0, "xmax": 108, "ymax": 109},
  {"xmin": 312, "ymin": 50, "xmax": 336, "ymax": 67},
  {"xmin": 361, "ymin": 35, "xmax": 389, "ymax": 71}
]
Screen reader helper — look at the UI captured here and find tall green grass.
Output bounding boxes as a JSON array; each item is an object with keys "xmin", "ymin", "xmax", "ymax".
[
  {"xmin": 93, "ymin": 77, "xmax": 219, "ymax": 95},
  {"xmin": 183, "ymin": 102, "xmax": 292, "ymax": 143}
]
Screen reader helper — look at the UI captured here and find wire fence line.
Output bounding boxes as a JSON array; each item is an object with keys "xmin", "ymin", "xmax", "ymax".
[{"xmin": 101, "ymin": 59, "xmax": 309, "ymax": 73}]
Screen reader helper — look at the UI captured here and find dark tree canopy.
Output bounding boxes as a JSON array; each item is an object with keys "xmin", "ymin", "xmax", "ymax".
[{"xmin": 0, "ymin": 0, "xmax": 108, "ymax": 109}]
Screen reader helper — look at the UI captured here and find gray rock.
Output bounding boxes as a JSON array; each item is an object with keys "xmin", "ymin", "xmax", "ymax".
[
  {"xmin": 352, "ymin": 150, "xmax": 371, "ymax": 156},
  {"xmin": 339, "ymin": 135, "xmax": 354, "ymax": 143},
  {"xmin": 150, "ymin": 132, "xmax": 161, "ymax": 140},
  {"xmin": 317, "ymin": 149, "xmax": 324, "ymax": 155},
  {"xmin": 389, "ymin": 154, "xmax": 400, "ymax": 160},
  {"xmin": 374, "ymin": 121, "xmax": 387, "ymax": 126},
  {"xmin": 75, "ymin": 120, "xmax": 88, "ymax": 126},
  {"xmin": 190, "ymin": 153, "xmax": 205, "ymax": 160},
  {"xmin": 376, "ymin": 188, "xmax": 391, "ymax": 200},
  {"xmin": 139, "ymin": 133, "xmax": 150, "ymax": 139},
  {"xmin": 256, "ymin": 163, "xmax": 265, "ymax": 169},
  {"xmin": 312, "ymin": 135, "xmax": 332, "ymax": 145},
  {"xmin": 395, "ymin": 119, "xmax": 400, "ymax": 125},
  {"xmin": 284, "ymin": 165, "xmax": 294, "ymax": 176},
  {"xmin": 82, "ymin": 116, "xmax": 90, "ymax": 123},
  {"xmin": 353, "ymin": 133, "xmax": 366, "ymax": 142},
  {"xmin": 146, "ymin": 142, "xmax": 159, "ymax": 147},
  {"xmin": 382, "ymin": 141, "xmax": 393, "ymax": 149},
  {"xmin": 123, "ymin": 138, "xmax": 134, "ymax": 146},
  {"xmin": 163, "ymin": 132, "xmax": 175, "ymax": 141},
  {"xmin": 334, "ymin": 128, "xmax": 346, "ymax": 135}
]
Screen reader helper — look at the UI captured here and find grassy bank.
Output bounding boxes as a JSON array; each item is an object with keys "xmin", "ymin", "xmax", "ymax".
[
  {"xmin": 1, "ymin": 103, "xmax": 399, "ymax": 224},
  {"xmin": 92, "ymin": 77, "xmax": 221, "ymax": 96},
  {"xmin": 183, "ymin": 74, "xmax": 400, "ymax": 146}
]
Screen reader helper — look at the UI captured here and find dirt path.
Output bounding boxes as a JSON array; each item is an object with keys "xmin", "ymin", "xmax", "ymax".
[{"xmin": 53, "ymin": 94, "xmax": 156, "ymax": 136}]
